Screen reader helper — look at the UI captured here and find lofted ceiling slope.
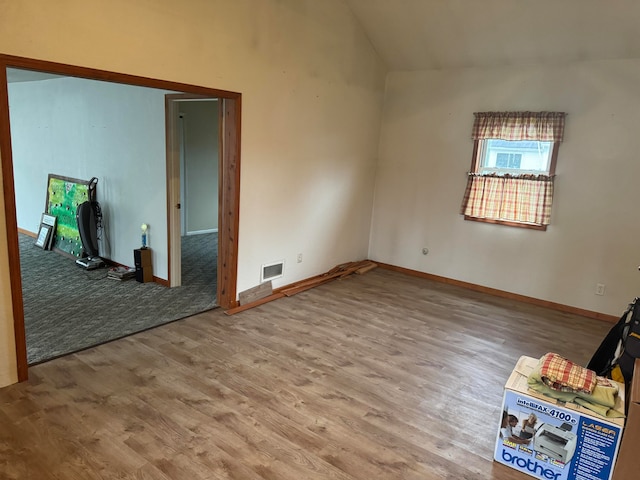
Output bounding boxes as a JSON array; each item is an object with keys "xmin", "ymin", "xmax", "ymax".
[{"xmin": 344, "ymin": 0, "xmax": 640, "ymax": 71}]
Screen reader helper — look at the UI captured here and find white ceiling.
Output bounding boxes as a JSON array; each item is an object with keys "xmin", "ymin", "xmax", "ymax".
[
  {"xmin": 345, "ymin": 0, "xmax": 640, "ymax": 70},
  {"xmin": 6, "ymin": 69, "xmax": 62, "ymax": 83}
]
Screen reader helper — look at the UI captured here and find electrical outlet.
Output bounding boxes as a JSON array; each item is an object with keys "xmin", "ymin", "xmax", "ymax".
[
  {"xmin": 595, "ymin": 283, "xmax": 605, "ymax": 296},
  {"xmin": 297, "ymin": 253, "xmax": 303, "ymax": 263}
]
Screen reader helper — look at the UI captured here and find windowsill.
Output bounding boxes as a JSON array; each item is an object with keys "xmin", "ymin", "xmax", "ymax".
[{"xmin": 463, "ymin": 215, "xmax": 547, "ymax": 231}]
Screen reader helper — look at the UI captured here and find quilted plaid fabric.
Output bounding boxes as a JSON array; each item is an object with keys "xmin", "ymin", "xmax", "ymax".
[{"xmin": 539, "ymin": 352, "xmax": 597, "ymax": 394}]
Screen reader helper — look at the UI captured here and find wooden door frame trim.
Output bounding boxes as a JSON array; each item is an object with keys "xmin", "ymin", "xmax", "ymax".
[
  {"xmin": 218, "ymin": 96, "xmax": 241, "ymax": 308},
  {"xmin": 0, "ymin": 63, "xmax": 26, "ymax": 381},
  {"xmin": 0, "ymin": 54, "xmax": 241, "ymax": 382}
]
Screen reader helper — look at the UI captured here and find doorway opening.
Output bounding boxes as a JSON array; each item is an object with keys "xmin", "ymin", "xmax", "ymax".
[
  {"xmin": 165, "ymin": 95, "xmax": 221, "ymax": 288},
  {"xmin": 0, "ymin": 54, "xmax": 241, "ymax": 381}
]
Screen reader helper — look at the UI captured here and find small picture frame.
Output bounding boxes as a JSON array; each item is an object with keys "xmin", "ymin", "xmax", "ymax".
[
  {"xmin": 41, "ymin": 213, "xmax": 56, "ymax": 228},
  {"xmin": 35, "ymin": 212, "xmax": 57, "ymax": 250},
  {"xmin": 35, "ymin": 225, "xmax": 51, "ymax": 249}
]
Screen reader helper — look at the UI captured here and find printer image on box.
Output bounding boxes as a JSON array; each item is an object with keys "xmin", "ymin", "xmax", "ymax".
[{"xmin": 533, "ymin": 423, "xmax": 577, "ymax": 463}]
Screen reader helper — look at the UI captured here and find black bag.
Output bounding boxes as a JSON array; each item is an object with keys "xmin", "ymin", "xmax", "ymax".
[{"xmin": 587, "ymin": 297, "xmax": 640, "ymax": 390}]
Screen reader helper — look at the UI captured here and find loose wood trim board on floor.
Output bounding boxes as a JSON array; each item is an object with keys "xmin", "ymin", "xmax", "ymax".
[{"xmin": 224, "ymin": 260, "xmax": 378, "ymax": 315}]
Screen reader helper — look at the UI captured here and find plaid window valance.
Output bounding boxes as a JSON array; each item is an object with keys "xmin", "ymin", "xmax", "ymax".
[
  {"xmin": 472, "ymin": 111, "xmax": 567, "ymax": 142},
  {"xmin": 461, "ymin": 174, "xmax": 554, "ymax": 226}
]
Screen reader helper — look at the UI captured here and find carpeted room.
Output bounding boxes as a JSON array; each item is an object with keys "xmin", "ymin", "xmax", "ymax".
[
  {"xmin": 7, "ymin": 71, "xmax": 222, "ymax": 365},
  {"xmin": 2, "ymin": 1, "xmax": 640, "ymax": 479},
  {"xmin": 18, "ymin": 231, "xmax": 218, "ymax": 364}
]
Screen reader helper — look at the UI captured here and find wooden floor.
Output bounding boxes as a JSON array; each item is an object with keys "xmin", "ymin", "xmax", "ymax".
[{"xmin": 0, "ymin": 268, "xmax": 614, "ymax": 479}]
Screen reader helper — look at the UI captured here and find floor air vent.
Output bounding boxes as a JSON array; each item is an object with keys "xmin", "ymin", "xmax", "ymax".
[{"xmin": 261, "ymin": 261, "xmax": 284, "ymax": 282}]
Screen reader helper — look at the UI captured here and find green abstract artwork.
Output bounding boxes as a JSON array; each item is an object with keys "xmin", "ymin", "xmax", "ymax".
[{"xmin": 46, "ymin": 175, "xmax": 91, "ymax": 258}]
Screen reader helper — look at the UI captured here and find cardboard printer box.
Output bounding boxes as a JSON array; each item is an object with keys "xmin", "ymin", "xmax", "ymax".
[{"xmin": 495, "ymin": 356, "xmax": 625, "ymax": 480}]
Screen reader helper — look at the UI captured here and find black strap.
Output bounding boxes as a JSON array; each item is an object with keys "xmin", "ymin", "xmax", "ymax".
[
  {"xmin": 88, "ymin": 177, "xmax": 98, "ymax": 203},
  {"xmin": 586, "ymin": 298, "xmax": 637, "ymax": 376}
]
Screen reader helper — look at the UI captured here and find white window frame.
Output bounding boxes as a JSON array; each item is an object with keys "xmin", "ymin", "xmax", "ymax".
[{"xmin": 477, "ymin": 139, "xmax": 554, "ymax": 177}]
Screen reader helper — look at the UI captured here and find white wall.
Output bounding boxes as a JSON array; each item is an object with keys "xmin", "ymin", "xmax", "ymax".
[
  {"xmin": 179, "ymin": 100, "xmax": 219, "ymax": 234},
  {"xmin": 0, "ymin": 0, "xmax": 386, "ymax": 387},
  {"xmin": 9, "ymin": 77, "xmax": 173, "ymax": 277},
  {"xmin": 371, "ymin": 59, "xmax": 640, "ymax": 317}
]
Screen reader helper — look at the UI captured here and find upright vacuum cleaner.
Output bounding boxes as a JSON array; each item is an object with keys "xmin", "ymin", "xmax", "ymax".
[{"xmin": 75, "ymin": 177, "xmax": 105, "ymax": 270}]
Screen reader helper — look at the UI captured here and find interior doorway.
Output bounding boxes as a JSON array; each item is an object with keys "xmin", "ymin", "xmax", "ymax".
[
  {"xmin": 165, "ymin": 95, "xmax": 220, "ymax": 288},
  {"xmin": 0, "ymin": 54, "xmax": 241, "ymax": 382}
]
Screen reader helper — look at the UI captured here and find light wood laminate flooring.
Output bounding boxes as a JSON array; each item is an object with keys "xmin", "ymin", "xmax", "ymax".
[{"xmin": 0, "ymin": 268, "xmax": 614, "ymax": 479}]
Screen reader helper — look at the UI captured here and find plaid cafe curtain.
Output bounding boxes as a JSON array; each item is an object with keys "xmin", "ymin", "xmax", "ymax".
[{"xmin": 461, "ymin": 111, "xmax": 566, "ymax": 226}]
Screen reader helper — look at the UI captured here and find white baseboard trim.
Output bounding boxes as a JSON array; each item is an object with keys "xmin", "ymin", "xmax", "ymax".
[{"xmin": 186, "ymin": 228, "xmax": 218, "ymax": 236}]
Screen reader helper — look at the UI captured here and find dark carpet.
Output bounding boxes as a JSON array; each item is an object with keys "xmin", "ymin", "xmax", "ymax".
[{"xmin": 19, "ymin": 232, "xmax": 218, "ymax": 364}]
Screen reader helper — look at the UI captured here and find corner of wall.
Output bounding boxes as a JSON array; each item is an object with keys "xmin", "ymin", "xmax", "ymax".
[{"xmin": 0, "ymin": 163, "xmax": 19, "ymax": 389}]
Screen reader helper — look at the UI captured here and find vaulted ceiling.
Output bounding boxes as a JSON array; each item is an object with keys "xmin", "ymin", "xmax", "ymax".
[
  {"xmin": 345, "ymin": 0, "xmax": 640, "ymax": 70},
  {"xmin": 8, "ymin": 2, "xmax": 640, "ymax": 80}
]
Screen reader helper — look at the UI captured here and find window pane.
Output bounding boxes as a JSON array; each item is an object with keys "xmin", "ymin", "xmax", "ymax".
[
  {"xmin": 480, "ymin": 139, "xmax": 552, "ymax": 175},
  {"xmin": 496, "ymin": 153, "xmax": 522, "ymax": 169}
]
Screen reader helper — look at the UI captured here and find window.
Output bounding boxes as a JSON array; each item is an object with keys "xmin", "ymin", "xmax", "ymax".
[
  {"xmin": 460, "ymin": 112, "xmax": 566, "ymax": 230},
  {"xmin": 482, "ymin": 140, "xmax": 550, "ymax": 174},
  {"xmin": 495, "ymin": 152, "xmax": 522, "ymax": 170}
]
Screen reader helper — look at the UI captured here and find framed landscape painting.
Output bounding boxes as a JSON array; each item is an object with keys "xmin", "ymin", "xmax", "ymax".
[{"xmin": 44, "ymin": 174, "xmax": 92, "ymax": 258}]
